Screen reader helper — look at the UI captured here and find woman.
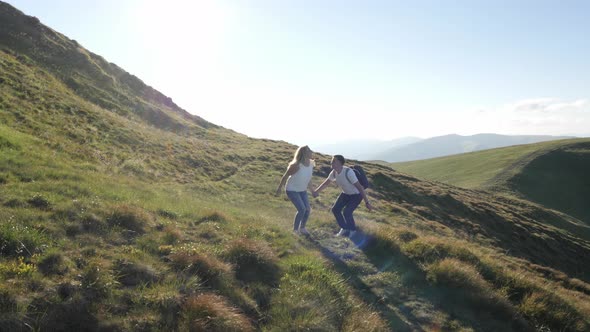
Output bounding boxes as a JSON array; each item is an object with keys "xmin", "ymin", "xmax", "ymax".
[
  {"xmin": 313, "ymin": 155, "xmax": 373, "ymax": 237},
  {"xmin": 276, "ymin": 146, "xmax": 315, "ymax": 235}
]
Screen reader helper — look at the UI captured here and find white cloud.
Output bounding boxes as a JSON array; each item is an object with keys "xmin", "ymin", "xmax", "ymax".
[
  {"xmin": 504, "ymin": 98, "xmax": 589, "ymax": 114},
  {"xmin": 467, "ymin": 98, "xmax": 590, "ymax": 136}
]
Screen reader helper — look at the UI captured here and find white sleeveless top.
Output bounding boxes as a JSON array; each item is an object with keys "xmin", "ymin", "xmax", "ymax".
[{"xmin": 286, "ymin": 161, "xmax": 314, "ymax": 192}]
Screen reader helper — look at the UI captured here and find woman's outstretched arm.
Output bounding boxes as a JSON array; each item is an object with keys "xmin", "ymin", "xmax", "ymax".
[{"xmin": 275, "ymin": 163, "xmax": 299, "ymax": 195}]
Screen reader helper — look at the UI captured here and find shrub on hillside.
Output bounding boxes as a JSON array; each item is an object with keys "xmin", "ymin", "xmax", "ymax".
[
  {"xmin": 224, "ymin": 238, "xmax": 280, "ymax": 285},
  {"xmin": 180, "ymin": 293, "xmax": 253, "ymax": 332},
  {"xmin": 107, "ymin": 205, "xmax": 153, "ymax": 234}
]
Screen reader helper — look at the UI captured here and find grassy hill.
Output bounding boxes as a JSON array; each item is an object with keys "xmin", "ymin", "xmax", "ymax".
[
  {"xmin": 1, "ymin": 2, "xmax": 590, "ymax": 331},
  {"xmin": 392, "ymin": 138, "xmax": 590, "ymax": 225}
]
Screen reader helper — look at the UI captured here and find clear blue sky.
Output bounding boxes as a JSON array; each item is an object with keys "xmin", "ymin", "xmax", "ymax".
[{"xmin": 6, "ymin": 0, "xmax": 590, "ymax": 145}]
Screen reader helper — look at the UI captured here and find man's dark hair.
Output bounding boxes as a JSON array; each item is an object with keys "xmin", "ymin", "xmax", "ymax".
[{"xmin": 334, "ymin": 155, "xmax": 345, "ymax": 165}]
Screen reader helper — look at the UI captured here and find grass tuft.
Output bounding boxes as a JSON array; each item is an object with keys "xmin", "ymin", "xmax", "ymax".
[
  {"xmin": 265, "ymin": 255, "xmax": 351, "ymax": 331},
  {"xmin": 107, "ymin": 204, "xmax": 153, "ymax": 233},
  {"xmin": 37, "ymin": 250, "xmax": 69, "ymax": 276},
  {"xmin": 80, "ymin": 262, "xmax": 117, "ymax": 300},
  {"xmin": 3, "ymin": 198, "xmax": 27, "ymax": 208},
  {"xmin": 402, "ymin": 237, "xmax": 480, "ymax": 265},
  {"xmin": 113, "ymin": 259, "xmax": 160, "ymax": 287},
  {"xmin": 519, "ymin": 291, "xmax": 589, "ymax": 332},
  {"xmin": 181, "ymin": 293, "xmax": 254, "ymax": 332},
  {"xmin": 27, "ymin": 194, "xmax": 52, "ymax": 210},
  {"xmin": 37, "ymin": 297, "xmax": 98, "ymax": 332},
  {"xmin": 0, "ymin": 222, "xmax": 48, "ymax": 257},
  {"xmin": 80, "ymin": 213, "xmax": 107, "ymax": 234},
  {"xmin": 199, "ymin": 211, "xmax": 230, "ymax": 223},
  {"xmin": 157, "ymin": 209, "xmax": 179, "ymax": 219},
  {"xmin": 224, "ymin": 238, "xmax": 280, "ymax": 285},
  {"xmin": 169, "ymin": 250, "xmax": 232, "ymax": 290},
  {"xmin": 426, "ymin": 258, "xmax": 488, "ymax": 291},
  {"xmin": 0, "ymin": 286, "xmax": 18, "ymax": 313},
  {"xmin": 162, "ymin": 225, "xmax": 183, "ymax": 244}
]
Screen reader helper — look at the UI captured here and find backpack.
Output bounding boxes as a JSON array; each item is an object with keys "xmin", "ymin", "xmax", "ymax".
[{"xmin": 345, "ymin": 165, "xmax": 369, "ymax": 189}]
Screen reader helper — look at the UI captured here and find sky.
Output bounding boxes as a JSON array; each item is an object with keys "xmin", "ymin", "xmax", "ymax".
[{"xmin": 6, "ymin": 0, "xmax": 590, "ymax": 146}]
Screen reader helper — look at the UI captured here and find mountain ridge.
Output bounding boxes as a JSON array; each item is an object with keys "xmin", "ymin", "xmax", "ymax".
[
  {"xmin": 0, "ymin": 1, "xmax": 215, "ymax": 133},
  {"xmin": 312, "ymin": 136, "xmax": 423, "ymax": 160},
  {"xmin": 373, "ymin": 133, "xmax": 575, "ymax": 162}
]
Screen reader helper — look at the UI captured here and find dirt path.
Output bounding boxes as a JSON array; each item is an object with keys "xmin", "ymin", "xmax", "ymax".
[{"xmin": 299, "ymin": 227, "xmax": 522, "ymax": 331}]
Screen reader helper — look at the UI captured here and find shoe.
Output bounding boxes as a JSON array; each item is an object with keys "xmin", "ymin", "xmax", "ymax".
[
  {"xmin": 348, "ymin": 230, "xmax": 357, "ymax": 238},
  {"xmin": 336, "ymin": 229, "xmax": 350, "ymax": 237},
  {"xmin": 299, "ymin": 228, "xmax": 310, "ymax": 235},
  {"xmin": 293, "ymin": 229, "xmax": 300, "ymax": 235}
]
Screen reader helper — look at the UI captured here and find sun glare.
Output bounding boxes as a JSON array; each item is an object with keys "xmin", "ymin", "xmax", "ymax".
[{"xmin": 132, "ymin": 0, "xmax": 232, "ymax": 63}]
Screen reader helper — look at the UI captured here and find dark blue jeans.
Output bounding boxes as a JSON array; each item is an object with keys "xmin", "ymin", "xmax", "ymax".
[
  {"xmin": 286, "ymin": 191, "xmax": 311, "ymax": 231},
  {"xmin": 332, "ymin": 193, "xmax": 362, "ymax": 231}
]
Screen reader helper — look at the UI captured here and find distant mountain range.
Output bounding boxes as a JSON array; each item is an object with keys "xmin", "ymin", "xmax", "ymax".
[
  {"xmin": 314, "ymin": 134, "xmax": 575, "ymax": 162},
  {"xmin": 312, "ymin": 137, "xmax": 423, "ymax": 160}
]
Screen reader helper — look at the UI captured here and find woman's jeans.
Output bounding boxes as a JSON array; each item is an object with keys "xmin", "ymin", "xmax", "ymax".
[
  {"xmin": 286, "ymin": 191, "xmax": 311, "ymax": 231},
  {"xmin": 332, "ymin": 193, "xmax": 362, "ymax": 231}
]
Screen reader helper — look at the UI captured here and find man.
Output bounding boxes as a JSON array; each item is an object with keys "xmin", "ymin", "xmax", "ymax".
[{"xmin": 313, "ymin": 155, "xmax": 373, "ymax": 237}]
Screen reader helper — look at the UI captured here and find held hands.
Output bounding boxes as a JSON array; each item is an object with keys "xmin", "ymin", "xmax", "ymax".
[
  {"xmin": 365, "ymin": 201, "xmax": 374, "ymax": 212},
  {"xmin": 311, "ymin": 190, "xmax": 319, "ymax": 198}
]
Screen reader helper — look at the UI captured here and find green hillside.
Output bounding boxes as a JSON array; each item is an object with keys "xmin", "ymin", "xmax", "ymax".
[
  {"xmin": 392, "ymin": 138, "xmax": 590, "ymax": 225},
  {"xmin": 1, "ymin": 2, "xmax": 590, "ymax": 331}
]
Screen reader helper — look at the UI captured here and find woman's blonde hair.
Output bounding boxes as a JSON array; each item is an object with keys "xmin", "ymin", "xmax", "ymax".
[{"xmin": 289, "ymin": 145, "xmax": 312, "ymax": 166}]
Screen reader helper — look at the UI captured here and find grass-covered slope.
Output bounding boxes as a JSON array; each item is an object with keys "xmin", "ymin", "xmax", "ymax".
[
  {"xmin": 1, "ymin": 2, "xmax": 590, "ymax": 331},
  {"xmin": 392, "ymin": 138, "xmax": 590, "ymax": 225},
  {"xmin": 507, "ymin": 141, "xmax": 590, "ymax": 225},
  {"xmin": 0, "ymin": 1, "xmax": 213, "ymax": 132}
]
